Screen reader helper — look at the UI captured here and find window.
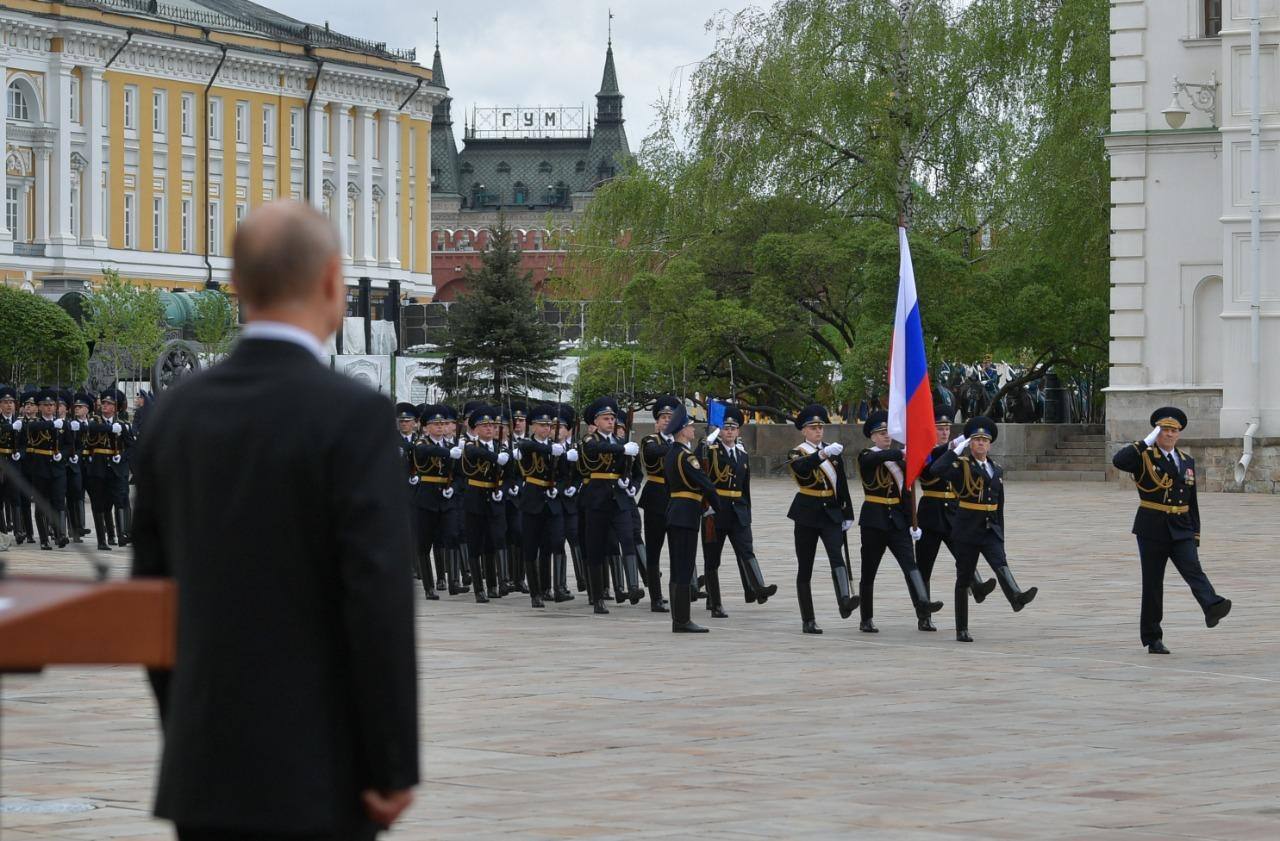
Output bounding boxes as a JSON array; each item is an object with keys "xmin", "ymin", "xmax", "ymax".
[
  {"xmin": 345, "ymin": 199, "xmax": 354, "ymax": 257},
  {"xmin": 208, "ymin": 97, "xmax": 222, "ymax": 140},
  {"xmin": 373, "ymin": 119, "xmax": 381, "ymax": 159},
  {"xmin": 180, "ymin": 199, "xmax": 192, "ymax": 253},
  {"xmin": 409, "ymin": 129, "xmax": 417, "ymax": 174},
  {"xmin": 69, "ymin": 76, "xmax": 81, "ymax": 124},
  {"xmin": 235, "ymin": 202, "xmax": 246, "ymax": 228},
  {"xmin": 1204, "ymin": 0, "xmax": 1222, "ymax": 37},
  {"xmin": 321, "ymin": 111, "xmax": 331, "ymax": 154},
  {"xmin": 262, "ymin": 104, "xmax": 274, "ymax": 149},
  {"xmin": 496, "ymin": 161, "xmax": 511, "ymax": 174},
  {"xmin": 346, "ymin": 113, "xmax": 354, "ymax": 155},
  {"xmin": 123, "ymin": 86, "xmax": 137, "ymax": 130},
  {"xmin": 208, "ymin": 200, "xmax": 221, "ymax": 256},
  {"xmin": 513, "ymin": 182, "xmax": 527, "ymax": 205},
  {"xmin": 289, "ymin": 108, "xmax": 301, "ymax": 150},
  {"xmin": 152, "ymin": 196, "xmax": 165, "ymax": 251},
  {"xmin": 235, "ymin": 101, "xmax": 248, "ymax": 143},
  {"xmin": 123, "ymin": 193, "xmax": 136, "ymax": 249},
  {"xmin": 5, "ymin": 186, "xmax": 20, "ymax": 236},
  {"xmin": 575, "ymin": 160, "xmax": 586, "ymax": 173},
  {"xmin": 70, "ymin": 178, "xmax": 80, "ymax": 238},
  {"xmin": 538, "ymin": 161, "xmax": 552, "ymax": 174},
  {"xmin": 152, "ymin": 90, "xmax": 166, "ymax": 133},
  {"xmin": 7, "ymin": 84, "xmax": 29, "ymax": 121},
  {"xmin": 181, "ymin": 94, "xmax": 194, "ymax": 137}
]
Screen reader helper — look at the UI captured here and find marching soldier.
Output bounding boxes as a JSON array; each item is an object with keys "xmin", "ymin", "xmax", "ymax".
[
  {"xmin": 62, "ymin": 390, "xmax": 89, "ymax": 544},
  {"xmin": 460, "ymin": 405, "xmax": 509, "ymax": 602},
  {"xmin": 94, "ymin": 389, "xmax": 134, "ymax": 546},
  {"xmin": 579, "ymin": 396, "xmax": 643, "ymax": 614},
  {"xmin": 503, "ymin": 402, "xmax": 528, "ymax": 594},
  {"xmin": 395, "ymin": 402, "xmax": 421, "ymax": 579},
  {"xmin": 786, "ymin": 404, "xmax": 859, "ymax": 634},
  {"xmin": 445, "ymin": 403, "xmax": 473, "ymax": 592},
  {"xmin": 13, "ymin": 390, "xmax": 39, "ymax": 542},
  {"xmin": 916, "ymin": 408, "xmax": 997, "ymax": 630},
  {"xmin": 698, "ymin": 405, "xmax": 777, "ymax": 617},
  {"xmin": 0, "ymin": 385, "xmax": 24, "ymax": 544},
  {"xmin": 639, "ymin": 396, "xmax": 680, "ymax": 612},
  {"xmin": 557, "ymin": 404, "xmax": 587, "ymax": 595},
  {"xmin": 22, "ymin": 389, "xmax": 71, "ymax": 549},
  {"xmin": 1111, "ymin": 407, "xmax": 1231, "ymax": 654},
  {"xmin": 517, "ymin": 403, "xmax": 570, "ymax": 608},
  {"xmin": 408, "ymin": 404, "xmax": 462, "ymax": 601},
  {"xmin": 614, "ymin": 414, "xmax": 650, "ymax": 606},
  {"xmin": 663, "ymin": 403, "xmax": 722, "ymax": 633},
  {"xmin": 925, "ymin": 417, "xmax": 1038, "ymax": 642},
  {"xmin": 855, "ymin": 410, "xmax": 942, "ymax": 633}
]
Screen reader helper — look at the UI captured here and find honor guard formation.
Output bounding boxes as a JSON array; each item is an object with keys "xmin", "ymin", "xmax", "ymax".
[{"xmin": 0, "ymin": 377, "xmax": 1232, "ymax": 651}]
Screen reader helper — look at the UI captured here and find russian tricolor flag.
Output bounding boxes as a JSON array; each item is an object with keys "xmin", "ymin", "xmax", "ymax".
[{"xmin": 887, "ymin": 226, "xmax": 935, "ymax": 489}]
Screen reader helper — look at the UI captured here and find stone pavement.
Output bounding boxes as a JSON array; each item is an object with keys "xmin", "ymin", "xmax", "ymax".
[{"xmin": 2, "ymin": 480, "xmax": 1278, "ymax": 840}]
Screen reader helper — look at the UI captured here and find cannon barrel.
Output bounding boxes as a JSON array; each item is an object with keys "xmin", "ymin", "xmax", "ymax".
[{"xmin": 158, "ymin": 289, "xmax": 225, "ymax": 331}]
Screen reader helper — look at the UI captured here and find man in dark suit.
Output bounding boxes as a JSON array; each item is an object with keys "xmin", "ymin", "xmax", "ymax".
[
  {"xmin": 131, "ymin": 201, "xmax": 419, "ymax": 841},
  {"xmin": 1112, "ymin": 407, "xmax": 1231, "ymax": 654}
]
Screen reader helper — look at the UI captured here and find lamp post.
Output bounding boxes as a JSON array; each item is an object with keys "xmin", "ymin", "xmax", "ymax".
[{"xmin": 1161, "ymin": 72, "xmax": 1220, "ymax": 128}]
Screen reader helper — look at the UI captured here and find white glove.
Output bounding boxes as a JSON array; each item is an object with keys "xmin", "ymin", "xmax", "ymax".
[
  {"xmin": 547, "ymin": 487, "xmax": 558, "ymax": 498},
  {"xmin": 623, "ymin": 441, "xmax": 640, "ymax": 457},
  {"xmin": 442, "ymin": 486, "xmax": 454, "ymax": 499},
  {"xmin": 617, "ymin": 477, "xmax": 630, "ymax": 490},
  {"xmin": 841, "ymin": 519, "xmax": 854, "ymax": 532},
  {"xmin": 70, "ymin": 420, "xmax": 80, "ymax": 431},
  {"xmin": 512, "ymin": 447, "xmax": 522, "ymax": 461},
  {"xmin": 910, "ymin": 527, "xmax": 923, "ymax": 541},
  {"xmin": 491, "ymin": 489, "xmax": 504, "ymax": 502},
  {"xmin": 564, "ymin": 485, "xmax": 577, "ymax": 497},
  {"xmin": 497, "ymin": 451, "xmax": 510, "ymax": 466},
  {"xmin": 11, "ymin": 419, "xmax": 21, "ymax": 431},
  {"xmin": 566, "ymin": 448, "xmax": 579, "ymax": 463},
  {"xmin": 70, "ymin": 455, "xmax": 79, "ymax": 464},
  {"xmin": 630, "ymin": 484, "xmax": 640, "ymax": 498},
  {"xmin": 10, "ymin": 451, "xmax": 19, "ymax": 461},
  {"xmin": 53, "ymin": 452, "xmax": 62, "ymax": 462},
  {"xmin": 510, "ymin": 484, "xmax": 520, "ymax": 496},
  {"xmin": 1143, "ymin": 426, "xmax": 1161, "ymax": 446},
  {"xmin": 702, "ymin": 506, "xmax": 715, "ymax": 518},
  {"xmin": 53, "ymin": 418, "xmax": 64, "ymax": 430},
  {"xmin": 551, "ymin": 443, "xmax": 565, "ymax": 457},
  {"xmin": 409, "ymin": 475, "xmax": 419, "ymax": 485},
  {"xmin": 705, "ymin": 428, "xmax": 720, "ymax": 444},
  {"xmin": 111, "ymin": 454, "xmax": 121, "ymax": 463},
  {"xmin": 449, "ymin": 446, "xmax": 463, "ymax": 460},
  {"xmin": 951, "ymin": 435, "xmax": 968, "ymax": 453},
  {"xmin": 821, "ymin": 442, "xmax": 843, "ymax": 458},
  {"xmin": 111, "ymin": 422, "xmax": 122, "ymax": 435}
]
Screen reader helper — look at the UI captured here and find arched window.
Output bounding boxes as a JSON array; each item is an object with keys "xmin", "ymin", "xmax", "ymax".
[
  {"xmin": 1192, "ymin": 276, "xmax": 1223, "ymax": 386},
  {"xmin": 460, "ymin": 161, "xmax": 474, "ymax": 175},
  {"xmin": 7, "ymin": 83, "xmax": 31, "ymax": 121},
  {"xmin": 575, "ymin": 160, "xmax": 586, "ymax": 173},
  {"xmin": 538, "ymin": 161, "xmax": 553, "ymax": 174},
  {"xmin": 513, "ymin": 182, "xmax": 527, "ymax": 205},
  {"xmin": 496, "ymin": 161, "xmax": 511, "ymax": 174}
]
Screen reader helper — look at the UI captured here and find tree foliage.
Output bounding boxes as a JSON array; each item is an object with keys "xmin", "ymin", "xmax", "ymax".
[
  {"xmin": 0, "ymin": 286, "xmax": 89, "ymax": 386},
  {"xmin": 81, "ymin": 268, "xmax": 167, "ymax": 384},
  {"xmin": 429, "ymin": 219, "xmax": 560, "ymax": 402},
  {"xmin": 191, "ymin": 289, "xmax": 238, "ymax": 359}
]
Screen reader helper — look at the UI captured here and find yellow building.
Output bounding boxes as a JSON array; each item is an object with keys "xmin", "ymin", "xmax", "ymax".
[{"xmin": 0, "ymin": 0, "xmax": 442, "ymax": 299}]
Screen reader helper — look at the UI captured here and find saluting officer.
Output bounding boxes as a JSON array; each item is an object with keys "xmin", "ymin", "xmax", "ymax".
[
  {"xmin": 698, "ymin": 405, "xmax": 777, "ymax": 618},
  {"xmin": 1112, "ymin": 407, "xmax": 1231, "ymax": 654},
  {"xmin": 460, "ymin": 405, "xmax": 510, "ymax": 603},
  {"xmin": 925, "ymin": 417, "xmax": 1038, "ymax": 642},
  {"xmin": 578, "ymin": 397, "xmax": 643, "ymax": 614},
  {"xmin": 785, "ymin": 404, "xmax": 858, "ymax": 635},
  {"xmin": 916, "ymin": 408, "xmax": 997, "ymax": 630},
  {"xmin": 855, "ymin": 410, "xmax": 942, "ymax": 633},
  {"xmin": 663, "ymin": 403, "xmax": 722, "ymax": 633},
  {"xmin": 639, "ymin": 396, "xmax": 680, "ymax": 612}
]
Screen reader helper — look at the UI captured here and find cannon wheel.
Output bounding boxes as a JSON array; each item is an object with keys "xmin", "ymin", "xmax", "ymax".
[{"xmin": 152, "ymin": 339, "xmax": 202, "ymax": 392}]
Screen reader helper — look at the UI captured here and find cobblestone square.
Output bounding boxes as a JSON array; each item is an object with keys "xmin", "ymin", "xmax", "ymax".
[{"xmin": 2, "ymin": 480, "xmax": 1278, "ymax": 840}]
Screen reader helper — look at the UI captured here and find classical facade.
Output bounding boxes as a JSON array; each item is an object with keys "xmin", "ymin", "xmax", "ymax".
[
  {"xmin": 0, "ymin": 0, "xmax": 442, "ymax": 300},
  {"xmin": 1105, "ymin": 1, "xmax": 1279, "ymax": 461},
  {"xmin": 428, "ymin": 34, "xmax": 630, "ymax": 301}
]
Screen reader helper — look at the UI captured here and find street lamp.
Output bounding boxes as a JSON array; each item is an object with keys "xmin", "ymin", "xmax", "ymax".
[{"xmin": 1162, "ymin": 72, "xmax": 1220, "ymax": 128}]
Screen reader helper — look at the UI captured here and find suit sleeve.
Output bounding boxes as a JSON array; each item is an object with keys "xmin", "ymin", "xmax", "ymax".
[
  {"xmin": 787, "ymin": 449, "xmax": 823, "ymax": 477},
  {"xmin": 1189, "ymin": 457, "xmax": 1201, "ymax": 541},
  {"xmin": 859, "ymin": 448, "xmax": 903, "ymax": 470},
  {"xmin": 742, "ymin": 455, "xmax": 752, "ymax": 507},
  {"xmin": 583, "ymin": 435, "xmax": 625, "ymax": 457},
  {"xmin": 678, "ymin": 452, "xmax": 722, "ymax": 512},
  {"xmin": 465, "ymin": 442, "xmax": 498, "ymax": 463},
  {"xmin": 128, "ymin": 415, "xmax": 173, "ymax": 717},
  {"xmin": 330, "ymin": 399, "xmax": 420, "ymax": 792},
  {"xmin": 925, "ymin": 449, "xmax": 960, "ymax": 480},
  {"xmin": 1112, "ymin": 441, "xmax": 1146, "ymax": 475}
]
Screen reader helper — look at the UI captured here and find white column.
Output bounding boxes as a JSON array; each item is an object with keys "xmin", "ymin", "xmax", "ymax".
[
  {"xmin": 34, "ymin": 149, "xmax": 50, "ymax": 243},
  {"xmin": 48, "ymin": 58, "xmax": 75, "ymax": 246},
  {"xmin": 333, "ymin": 103, "xmax": 349, "ymax": 258},
  {"xmin": 354, "ymin": 106, "xmax": 375, "ymax": 264},
  {"xmin": 378, "ymin": 109, "xmax": 399, "ymax": 268},
  {"xmin": 0, "ymin": 53, "xmax": 10, "ymax": 248},
  {"xmin": 307, "ymin": 100, "xmax": 325, "ymax": 210},
  {"xmin": 83, "ymin": 67, "xmax": 106, "ymax": 246}
]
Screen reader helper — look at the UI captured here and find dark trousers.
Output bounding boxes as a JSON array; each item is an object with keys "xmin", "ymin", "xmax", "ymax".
[
  {"xmin": 794, "ymin": 522, "xmax": 844, "ymax": 622},
  {"xmin": 667, "ymin": 525, "xmax": 698, "ymax": 623},
  {"xmin": 585, "ymin": 503, "xmax": 634, "ymax": 567},
  {"xmin": 859, "ymin": 525, "xmax": 920, "ymax": 620},
  {"xmin": 178, "ymin": 824, "xmax": 378, "ymax": 841},
  {"xmin": 915, "ymin": 528, "xmax": 951, "ymax": 589},
  {"xmin": 415, "ymin": 507, "xmax": 449, "ymax": 578},
  {"xmin": 1137, "ymin": 537, "xmax": 1223, "ymax": 646},
  {"xmin": 465, "ymin": 506, "xmax": 506, "ymax": 589},
  {"xmin": 522, "ymin": 507, "xmax": 565, "ymax": 592},
  {"xmin": 952, "ymin": 533, "xmax": 1008, "ymax": 585},
  {"xmin": 703, "ymin": 522, "xmax": 756, "ymax": 596},
  {"xmin": 642, "ymin": 506, "xmax": 666, "ymax": 569}
]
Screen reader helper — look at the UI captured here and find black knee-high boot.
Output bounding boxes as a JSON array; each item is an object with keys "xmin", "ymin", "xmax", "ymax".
[
  {"xmin": 995, "ymin": 566, "xmax": 1037, "ymax": 612},
  {"xmin": 971, "ymin": 567, "xmax": 997, "ymax": 603},
  {"xmin": 743, "ymin": 556, "xmax": 777, "ymax": 605},
  {"xmin": 589, "ymin": 565, "xmax": 609, "ymax": 614},
  {"xmin": 954, "ymin": 581, "xmax": 972, "ymax": 642},
  {"xmin": 92, "ymin": 509, "xmax": 111, "ymax": 551},
  {"xmin": 705, "ymin": 565, "xmax": 727, "ymax": 618},
  {"xmin": 420, "ymin": 548, "xmax": 439, "ymax": 600},
  {"xmin": 610, "ymin": 555, "xmax": 627, "ymax": 604},
  {"xmin": 552, "ymin": 553, "xmax": 574, "ymax": 601},
  {"xmin": 797, "ymin": 579, "xmax": 821, "ymax": 634},
  {"xmin": 569, "ymin": 541, "xmax": 587, "ymax": 592}
]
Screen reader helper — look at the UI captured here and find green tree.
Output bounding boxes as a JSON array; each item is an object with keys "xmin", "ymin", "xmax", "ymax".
[
  {"xmin": 430, "ymin": 219, "xmax": 560, "ymax": 402},
  {"xmin": 0, "ymin": 286, "xmax": 89, "ymax": 386},
  {"xmin": 191, "ymin": 289, "xmax": 238, "ymax": 359},
  {"xmin": 81, "ymin": 268, "xmax": 167, "ymax": 385}
]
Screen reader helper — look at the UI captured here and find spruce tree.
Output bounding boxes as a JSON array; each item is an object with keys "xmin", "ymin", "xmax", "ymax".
[{"xmin": 433, "ymin": 218, "xmax": 559, "ymax": 403}]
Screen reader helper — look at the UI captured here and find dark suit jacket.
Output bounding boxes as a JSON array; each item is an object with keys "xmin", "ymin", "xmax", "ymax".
[
  {"xmin": 1112, "ymin": 440, "xmax": 1200, "ymax": 542},
  {"xmin": 130, "ymin": 338, "xmax": 419, "ymax": 835}
]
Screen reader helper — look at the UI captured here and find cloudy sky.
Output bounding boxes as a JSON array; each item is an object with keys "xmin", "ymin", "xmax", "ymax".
[{"xmin": 265, "ymin": 1, "xmax": 757, "ymax": 147}]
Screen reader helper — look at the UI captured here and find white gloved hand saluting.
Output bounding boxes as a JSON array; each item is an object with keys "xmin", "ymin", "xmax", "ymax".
[
  {"xmin": 111, "ymin": 422, "xmax": 122, "ymax": 435},
  {"xmin": 951, "ymin": 435, "xmax": 968, "ymax": 453},
  {"xmin": 551, "ymin": 443, "xmax": 565, "ymax": 457},
  {"xmin": 1143, "ymin": 426, "xmax": 1161, "ymax": 446},
  {"xmin": 497, "ymin": 451, "xmax": 510, "ymax": 466},
  {"xmin": 566, "ymin": 448, "xmax": 579, "ymax": 462},
  {"xmin": 705, "ymin": 427, "xmax": 720, "ymax": 445},
  {"xmin": 821, "ymin": 442, "xmax": 843, "ymax": 458},
  {"xmin": 910, "ymin": 527, "xmax": 923, "ymax": 541},
  {"xmin": 449, "ymin": 446, "xmax": 463, "ymax": 460},
  {"xmin": 623, "ymin": 441, "xmax": 640, "ymax": 457}
]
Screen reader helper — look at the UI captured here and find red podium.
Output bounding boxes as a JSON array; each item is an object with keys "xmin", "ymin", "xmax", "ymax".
[{"xmin": 0, "ymin": 576, "xmax": 176, "ymax": 671}]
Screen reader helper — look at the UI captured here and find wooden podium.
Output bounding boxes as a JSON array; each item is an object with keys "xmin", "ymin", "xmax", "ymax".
[{"xmin": 0, "ymin": 576, "xmax": 176, "ymax": 672}]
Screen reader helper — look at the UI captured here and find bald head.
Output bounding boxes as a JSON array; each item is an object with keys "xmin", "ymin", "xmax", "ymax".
[{"xmin": 232, "ymin": 201, "xmax": 342, "ymax": 310}]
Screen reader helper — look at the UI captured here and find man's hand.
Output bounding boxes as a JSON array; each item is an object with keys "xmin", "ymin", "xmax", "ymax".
[
  {"xmin": 11, "ymin": 419, "xmax": 21, "ymax": 431},
  {"xmin": 408, "ymin": 475, "xmax": 419, "ymax": 486},
  {"xmin": 551, "ymin": 442, "xmax": 565, "ymax": 457},
  {"xmin": 54, "ymin": 418, "xmax": 64, "ymax": 430},
  {"xmin": 910, "ymin": 527, "xmax": 923, "ymax": 541},
  {"xmin": 821, "ymin": 442, "xmax": 843, "ymax": 458},
  {"xmin": 111, "ymin": 422, "xmax": 123, "ymax": 435},
  {"xmin": 70, "ymin": 419, "xmax": 80, "ymax": 432},
  {"xmin": 566, "ymin": 448, "xmax": 579, "ymax": 462},
  {"xmin": 841, "ymin": 519, "xmax": 854, "ymax": 532},
  {"xmin": 449, "ymin": 446, "xmax": 463, "ymax": 460},
  {"xmin": 442, "ymin": 486, "xmax": 454, "ymax": 499},
  {"xmin": 491, "ymin": 489, "xmax": 504, "ymax": 502},
  {"xmin": 497, "ymin": 451, "xmax": 510, "ymax": 466},
  {"xmin": 1143, "ymin": 426, "xmax": 1161, "ymax": 446},
  {"xmin": 563, "ymin": 485, "xmax": 577, "ymax": 497},
  {"xmin": 617, "ymin": 477, "xmax": 630, "ymax": 490},
  {"xmin": 951, "ymin": 435, "xmax": 968, "ymax": 453},
  {"xmin": 547, "ymin": 487, "xmax": 558, "ymax": 498},
  {"xmin": 70, "ymin": 454, "xmax": 79, "ymax": 464},
  {"xmin": 705, "ymin": 427, "xmax": 720, "ymax": 445},
  {"xmin": 53, "ymin": 452, "xmax": 63, "ymax": 462},
  {"xmin": 509, "ymin": 484, "xmax": 520, "ymax": 496},
  {"xmin": 362, "ymin": 788, "xmax": 414, "ymax": 828},
  {"xmin": 623, "ymin": 441, "xmax": 640, "ymax": 457}
]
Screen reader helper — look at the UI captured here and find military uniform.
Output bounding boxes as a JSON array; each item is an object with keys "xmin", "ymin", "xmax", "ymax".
[
  {"xmin": 924, "ymin": 417, "xmax": 1037, "ymax": 642},
  {"xmin": 0, "ymin": 385, "xmax": 24, "ymax": 542},
  {"xmin": 556, "ymin": 405, "xmax": 588, "ymax": 594},
  {"xmin": 62, "ymin": 391, "xmax": 90, "ymax": 544},
  {"xmin": 855, "ymin": 410, "xmax": 941, "ymax": 632},
  {"xmin": 697, "ymin": 406, "xmax": 777, "ymax": 617},
  {"xmin": 517, "ymin": 404, "xmax": 572, "ymax": 608},
  {"xmin": 638, "ymin": 396, "xmax": 680, "ymax": 612},
  {"xmin": 579, "ymin": 397, "xmax": 643, "ymax": 614},
  {"xmin": 460, "ymin": 405, "xmax": 509, "ymax": 602},
  {"xmin": 503, "ymin": 402, "xmax": 528, "ymax": 594},
  {"xmin": 785, "ymin": 404, "xmax": 858, "ymax": 634},
  {"xmin": 20, "ymin": 389, "xmax": 71, "ymax": 548},
  {"xmin": 407, "ymin": 403, "xmax": 462, "ymax": 601},
  {"xmin": 1111, "ymin": 407, "xmax": 1230, "ymax": 653},
  {"xmin": 663, "ymin": 404, "xmax": 721, "ymax": 633}
]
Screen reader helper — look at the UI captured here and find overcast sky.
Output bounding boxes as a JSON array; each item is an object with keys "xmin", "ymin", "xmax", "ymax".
[{"xmin": 265, "ymin": 1, "xmax": 757, "ymax": 148}]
